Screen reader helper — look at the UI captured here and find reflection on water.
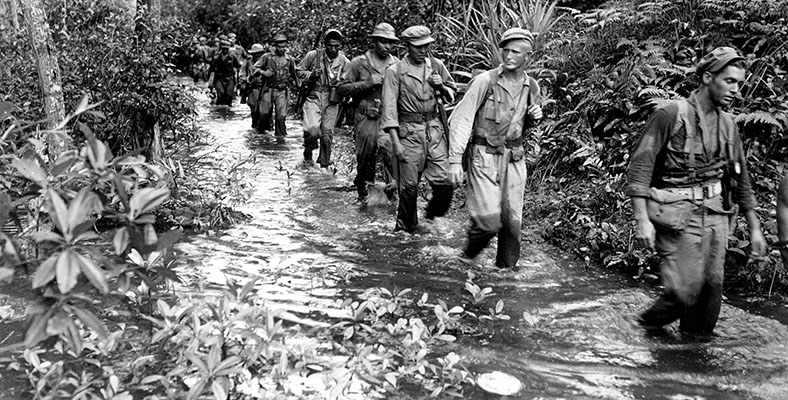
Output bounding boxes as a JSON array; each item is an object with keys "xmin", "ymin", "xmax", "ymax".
[{"xmin": 175, "ymin": 90, "xmax": 788, "ymax": 400}]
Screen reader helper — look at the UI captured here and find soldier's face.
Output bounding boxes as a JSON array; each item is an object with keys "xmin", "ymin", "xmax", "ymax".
[
  {"xmin": 325, "ymin": 39, "xmax": 341, "ymax": 58},
  {"xmin": 274, "ymin": 43, "xmax": 287, "ymax": 56},
  {"xmin": 373, "ymin": 39, "xmax": 396, "ymax": 57},
  {"xmin": 501, "ymin": 40, "xmax": 532, "ymax": 71},
  {"xmin": 406, "ymin": 43, "xmax": 430, "ymax": 64},
  {"xmin": 705, "ymin": 65, "xmax": 745, "ymax": 107}
]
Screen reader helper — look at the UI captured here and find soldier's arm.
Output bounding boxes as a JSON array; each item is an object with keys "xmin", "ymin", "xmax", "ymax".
[
  {"xmin": 731, "ymin": 132, "xmax": 765, "ymax": 256},
  {"xmin": 296, "ymin": 50, "xmax": 315, "ymax": 80},
  {"xmin": 778, "ymin": 173, "xmax": 788, "ymax": 265},
  {"xmin": 447, "ymin": 73, "xmax": 489, "ymax": 164},
  {"xmin": 437, "ymin": 60, "xmax": 457, "ymax": 99},
  {"xmin": 336, "ymin": 60, "xmax": 376, "ymax": 97},
  {"xmin": 626, "ymin": 107, "xmax": 674, "ymax": 250}
]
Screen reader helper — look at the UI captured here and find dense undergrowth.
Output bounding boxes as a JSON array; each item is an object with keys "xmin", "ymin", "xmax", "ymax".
[{"xmin": 4, "ymin": 0, "xmax": 788, "ymax": 399}]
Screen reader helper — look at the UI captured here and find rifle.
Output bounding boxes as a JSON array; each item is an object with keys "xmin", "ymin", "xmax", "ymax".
[
  {"xmin": 428, "ymin": 53, "xmax": 451, "ymax": 140},
  {"xmin": 296, "ymin": 28, "xmax": 324, "ymax": 113}
]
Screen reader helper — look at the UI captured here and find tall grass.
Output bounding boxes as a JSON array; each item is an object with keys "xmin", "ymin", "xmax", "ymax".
[{"xmin": 438, "ymin": 0, "xmax": 566, "ymax": 71}]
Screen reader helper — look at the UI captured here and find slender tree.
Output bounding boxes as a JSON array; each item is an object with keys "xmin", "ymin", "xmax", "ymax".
[
  {"xmin": 19, "ymin": 0, "xmax": 67, "ymax": 158},
  {"xmin": 6, "ymin": 0, "xmax": 21, "ymax": 32}
]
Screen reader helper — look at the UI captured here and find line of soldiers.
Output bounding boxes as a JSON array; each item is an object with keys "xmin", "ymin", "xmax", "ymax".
[{"xmin": 197, "ymin": 25, "xmax": 770, "ymax": 337}]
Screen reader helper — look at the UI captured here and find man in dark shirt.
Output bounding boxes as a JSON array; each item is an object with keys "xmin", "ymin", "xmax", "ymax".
[
  {"xmin": 336, "ymin": 23, "xmax": 399, "ymax": 202},
  {"xmin": 253, "ymin": 34, "xmax": 298, "ymax": 137},
  {"xmin": 627, "ymin": 47, "xmax": 766, "ymax": 335},
  {"xmin": 209, "ymin": 39, "xmax": 241, "ymax": 107}
]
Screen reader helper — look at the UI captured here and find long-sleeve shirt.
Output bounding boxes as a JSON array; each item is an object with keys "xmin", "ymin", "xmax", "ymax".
[
  {"xmin": 296, "ymin": 49, "xmax": 349, "ymax": 92},
  {"xmin": 253, "ymin": 52, "xmax": 298, "ymax": 89},
  {"xmin": 336, "ymin": 51, "xmax": 398, "ymax": 109},
  {"xmin": 380, "ymin": 56, "xmax": 455, "ymax": 131},
  {"xmin": 209, "ymin": 51, "xmax": 240, "ymax": 79},
  {"xmin": 626, "ymin": 91, "xmax": 757, "ymax": 211},
  {"xmin": 447, "ymin": 67, "xmax": 540, "ymax": 164}
]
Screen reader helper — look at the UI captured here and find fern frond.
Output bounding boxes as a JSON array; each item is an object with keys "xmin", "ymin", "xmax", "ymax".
[{"xmin": 736, "ymin": 111, "xmax": 783, "ymax": 131}]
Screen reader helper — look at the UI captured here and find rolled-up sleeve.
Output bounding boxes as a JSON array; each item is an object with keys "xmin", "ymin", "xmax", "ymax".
[
  {"xmin": 626, "ymin": 107, "xmax": 673, "ymax": 198},
  {"xmin": 447, "ymin": 73, "xmax": 490, "ymax": 164},
  {"xmin": 380, "ymin": 65, "xmax": 400, "ymax": 131},
  {"xmin": 732, "ymin": 132, "xmax": 758, "ymax": 211}
]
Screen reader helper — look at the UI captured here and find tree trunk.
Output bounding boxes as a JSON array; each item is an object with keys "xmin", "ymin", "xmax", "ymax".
[
  {"xmin": 6, "ymin": 0, "xmax": 21, "ymax": 32},
  {"xmin": 19, "ymin": 0, "xmax": 67, "ymax": 158}
]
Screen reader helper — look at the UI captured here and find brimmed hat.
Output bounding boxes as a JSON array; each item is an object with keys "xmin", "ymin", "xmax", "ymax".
[
  {"xmin": 324, "ymin": 29, "xmax": 343, "ymax": 42},
  {"xmin": 697, "ymin": 46, "xmax": 745, "ymax": 73},
  {"xmin": 219, "ymin": 40, "xmax": 231, "ymax": 48},
  {"xmin": 370, "ymin": 23, "xmax": 398, "ymax": 41},
  {"xmin": 272, "ymin": 34, "xmax": 287, "ymax": 43},
  {"xmin": 248, "ymin": 43, "xmax": 265, "ymax": 54},
  {"xmin": 401, "ymin": 25, "xmax": 434, "ymax": 46},
  {"xmin": 498, "ymin": 27, "xmax": 534, "ymax": 47}
]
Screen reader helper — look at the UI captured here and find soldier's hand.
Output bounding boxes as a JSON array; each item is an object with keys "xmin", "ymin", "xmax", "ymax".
[
  {"xmin": 429, "ymin": 74, "xmax": 444, "ymax": 88},
  {"xmin": 261, "ymin": 70, "xmax": 274, "ymax": 78},
  {"xmin": 749, "ymin": 228, "xmax": 767, "ymax": 258},
  {"xmin": 527, "ymin": 104, "xmax": 543, "ymax": 121},
  {"xmin": 370, "ymin": 74, "xmax": 383, "ymax": 86},
  {"xmin": 310, "ymin": 70, "xmax": 322, "ymax": 80},
  {"xmin": 448, "ymin": 163, "xmax": 464, "ymax": 186},
  {"xmin": 634, "ymin": 218, "xmax": 656, "ymax": 250},
  {"xmin": 392, "ymin": 141, "xmax": 405, "ymax": 160}
]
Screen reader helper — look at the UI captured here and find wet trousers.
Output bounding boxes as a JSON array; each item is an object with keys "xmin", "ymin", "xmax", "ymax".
[
  {"xmin": 353, "ymin": 112, "xmax": 394, "ymax": 197},
  {"xmin": 464, "ymin": 145, "xmax": 527, "ymax": 269},
  {"xmin": 247, "ymin": 87, "xmax": 261, "ymax": 128},
  {"xmin": 302, "ymin": 91, "xmax": 338, "ymax": 167},
  {"xmin": 258, "ymin": 88, "xmax": 288, "ymax": 137},
  {"xmin": 395, "ymin": 121, "xmax": 452, "ymax": 232},
  {"xmin": 214, "ymin": 76, "xmax": 235, "ymax": 106},
  {"xmin": 640, "ymin": 209, "xmax": 728, "ymax": 334}
]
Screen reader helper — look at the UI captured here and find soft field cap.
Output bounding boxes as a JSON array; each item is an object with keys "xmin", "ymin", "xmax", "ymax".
[
  {"xmin": 248, "ymin": 43, "xmax": 265, "ymax": 54},
  {"xmin": 498, "ymin": 27, "xmax": 534, "ymax": 47},
  {"xmin": 272, "ymin": 34, "xmax": 288, "ymax": 43},
  {"xmin": 370, "ymin": 23, "xmax": 398, "ymax": 41},
  {"xmin": 219, "ymin": 40, "xmax": 231, "ymax": 48},
  {"xmin": 401, "ymin": 25, "xmax": 435, "ymax": 46},
  {"xmin": 324, "ymin": 29, "xmax": 343, "ymax": 42},
  {"xmin": 697, "ymin": 46, "xmax": 744, "ymax": 73}
]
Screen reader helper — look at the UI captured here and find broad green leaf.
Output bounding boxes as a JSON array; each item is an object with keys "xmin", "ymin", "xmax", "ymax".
[
  {"xmin": 435, "ymin": 334, "xmax": 457, "ymax": 342},
  {"xmin": 11, "ymin": 158, "xmax": 47, "ymax": 189},
  {"xmin": 64, "ymin": 317, "xmax": 83, "ymax": 354},
  {"xmin": 33, "ymin": 231, "xmax": 65, "ymax": 244},
  {"xmin": 50, "ymin": 150, "xmax": 79, "ymax": 177},
  {"xmin": 71, "ymin": 307, "xmax": 108, "ymax": 339},
  {"xmin": 24, "ymin": 309, "xmax": 54, "ymax": 348},
  {"xmin": 186, "ymin": 380, "xmax": 206, "ymax": 400},
  {"xmin": 67, "ymin": 188, "xmax": 101, "ymax": 232},
  {"xmin": 186, "ymin": 352, "xmax": 209, "ymax": 374},
  {"xmin": 208, "ymin": 343, "xmax": 221, "ymax": 371},
  {"xmin": 113, "ymin": 227, "xmax": 129, "ymax": 255},
  {"xmin": 86, "ymin": 139, "xmax": 112, "ymax": 170},
  {"xmin": 75, "ymin": 94, "xmax": 89, "ymax": 114},
  {"xmin": 55, "ymin": 250, "xmax": 80, "ymax": 293},
  {"xmin": 211, "ymin": 379, "xmax": 228, "ymax": 400},
  {"xmin": 47, "ymin": 190, "xmax": 70, "ymax": 237},
  {"xmin": 128, "ymin": 188, "xmax": 169, "ymax": 220},
  {"xmin": 32, "ymin": 255, "xmax": 58, "ymax": 289},
  {"xmin": 76, "ymin": 253, "xmax": 108, "ymax": 294}
]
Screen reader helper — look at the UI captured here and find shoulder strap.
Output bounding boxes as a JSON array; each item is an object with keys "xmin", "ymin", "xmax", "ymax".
[{"xmin": 674, "ymin": 99, "xmax": 697, "ymax": 175}]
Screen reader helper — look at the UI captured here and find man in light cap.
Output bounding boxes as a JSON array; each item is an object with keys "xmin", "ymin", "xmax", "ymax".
[
  {"xmin": 297, "ymin": 29, "xmax": 350, "ymax": 168},
  {"xmin": 254, "ymin": 34, "xmax": 298, "ymax": 137},
  {"xmin": 381, "ymin": 25, "xmax": 456, "ymax": 232},
  {"xmin": 337, "ymin": 22, "xmax": 400, "ymax": 202},
  {"xmin": 448, "ymin": 27, "xmax": 542, "ymax": 269},
  {"xmin": 241, "ymin": 43, "xmax": 266, "ymax": 129},
  {"xmin": 627, "ymin": 46, "xmax": 765, "ymax": 335},
  {"xmin": 208, "ymin": 38, "xmax": 242, "ymax": 106}
]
